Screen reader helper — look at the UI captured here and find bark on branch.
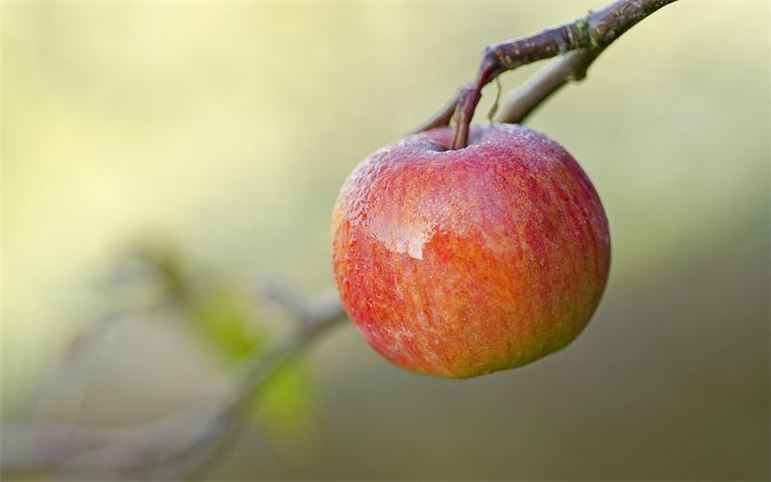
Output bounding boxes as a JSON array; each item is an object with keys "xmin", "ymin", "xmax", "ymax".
[
  {"xmin": 413, "ymin": 0, "xmax": 678, "ymax": 148},
  {"xmin": 495, "ymin": 48, "xmax": 601, "ymax": 124}
]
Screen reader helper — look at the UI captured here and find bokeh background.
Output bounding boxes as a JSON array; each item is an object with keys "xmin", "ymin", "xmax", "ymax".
[{"xmin": 3, "ymin": 0, "xmax": 769, "ymax": 480}]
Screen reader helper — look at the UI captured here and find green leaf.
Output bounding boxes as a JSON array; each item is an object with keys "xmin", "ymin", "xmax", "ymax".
[
  {"xmin": 192, "ymin": 286, "xmax": 267, "ymax": 361},
  {"xmin": 251, "ymin": 358, "xmax": 316, "ymax": 447}
]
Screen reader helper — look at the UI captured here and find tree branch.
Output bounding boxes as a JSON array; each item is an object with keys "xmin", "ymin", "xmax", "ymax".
[
  {"xmin": 414, "ymin": 0, "xmax": 678, "ymax": 148},
  {"xmin": 1, "ymin": 291, "xmax": 346, "ymax": 480},
  {"xmin": 495, "ymin": 48, "xmax": 601, "ymax": 124}
]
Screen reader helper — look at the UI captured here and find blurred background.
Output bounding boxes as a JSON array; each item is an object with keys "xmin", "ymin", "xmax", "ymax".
[{"xmin": 2, "ymin": 0, "xmax": 769, "ymax": 480}]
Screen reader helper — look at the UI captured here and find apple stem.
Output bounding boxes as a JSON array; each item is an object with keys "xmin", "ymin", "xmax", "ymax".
[
  {"xmin": 451, "ymin": 55, "xmax": 501, "ymax": 149},
  {"xmin": 416, "ymin": 0, "xmax": 679, "ymax": 149}
]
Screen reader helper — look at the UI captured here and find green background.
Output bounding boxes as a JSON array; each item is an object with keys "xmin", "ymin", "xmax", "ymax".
[{"xmin": 3, "ymin": 1, "xmax": 769, "ymax": 479}]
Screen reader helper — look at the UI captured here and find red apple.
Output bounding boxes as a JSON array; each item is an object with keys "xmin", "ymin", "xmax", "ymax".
[{"xmin": 331, "ymin": 124, "xmax": 610, "ymax": 378}]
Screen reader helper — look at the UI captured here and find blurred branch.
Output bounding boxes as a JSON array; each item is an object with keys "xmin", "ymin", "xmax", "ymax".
[
  {"xmin": 414, "ymin": 0, "xmax": 678, "ymax": 148},
  {"xmin": 1, "ymin": 290, "xmax": 345, "ymax": 480}
]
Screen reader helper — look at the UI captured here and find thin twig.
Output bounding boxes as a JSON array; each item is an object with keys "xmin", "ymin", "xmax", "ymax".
[
  {"xmin": 414, "ymin": 0, "xmax": 678, "ymax": 148},
  {"xmin": 495, "ymin": 48, "xmax": 601, "ymax": 124}
]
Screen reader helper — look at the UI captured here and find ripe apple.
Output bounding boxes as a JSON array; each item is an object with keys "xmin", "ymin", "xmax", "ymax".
[{"xmin": 331, "ymin": 123, "xmax": 610, "ymax": 378}]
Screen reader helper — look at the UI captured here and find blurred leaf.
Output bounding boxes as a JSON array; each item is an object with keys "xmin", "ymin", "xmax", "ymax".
[
  {"xmin": 251, "ymin": 359, "xmax": 317, "ymax": 448},
  {"xmin": 130, "ymin": 239, "xmax": 318, "ymax": 446},
  {"xmin": 124, "ymin": 238, "xmax": 268, "ymax": 362},
  {"xmin": 192, "ymin": 285, "xmax": 268, "ymax": 362},
  {"xmin": 129, "ymin": 236, "xmax": 188, "ymax": 298}
]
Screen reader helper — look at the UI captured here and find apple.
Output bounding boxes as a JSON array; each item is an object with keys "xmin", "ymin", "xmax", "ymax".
[{"xmin": 331, "ymin": 123, "xmax": 610, "ymax": 378}]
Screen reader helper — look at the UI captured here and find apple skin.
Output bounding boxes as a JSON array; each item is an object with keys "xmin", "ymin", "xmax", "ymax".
[{"xmin": 331, "ymin": 123, "xmax": 610, "ymax": 378}]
